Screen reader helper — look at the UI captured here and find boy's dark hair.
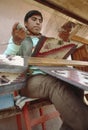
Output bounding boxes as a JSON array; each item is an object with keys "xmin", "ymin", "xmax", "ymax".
[{"xmin": 24, "ymin": 10, "xmax": 43, "ymax": 22}]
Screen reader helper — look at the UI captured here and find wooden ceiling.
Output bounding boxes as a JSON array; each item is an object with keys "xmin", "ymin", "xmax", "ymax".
[
  {"xmin": 34, "ymin": 0, "xmax": 88, "ymax": 25},
  {"xmin": 34, "ymin": 0, "xmax": 88, "ymax": 45}
]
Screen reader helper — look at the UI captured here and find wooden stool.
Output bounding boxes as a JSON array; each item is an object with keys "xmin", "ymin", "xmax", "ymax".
[
  {"xmin": 0, "ymin": 96, "xmax": 60, "ymax": 130},
  {"xmin": 22, "ymin": 98, "xmax": 60, "ymax": 130}
]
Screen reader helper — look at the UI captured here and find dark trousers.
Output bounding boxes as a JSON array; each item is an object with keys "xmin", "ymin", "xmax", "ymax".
[{"xmin": 20, "ymin": 74, "xmax": 88, "ymax": 130}]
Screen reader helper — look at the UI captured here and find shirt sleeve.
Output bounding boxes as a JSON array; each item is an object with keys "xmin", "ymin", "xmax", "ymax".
[{"xmin": 3, "ymin": 37, "xmax": 21, "ymax": 55}]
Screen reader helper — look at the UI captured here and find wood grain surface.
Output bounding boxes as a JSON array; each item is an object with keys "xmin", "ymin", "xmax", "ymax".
[{"xmin": 28, "ymin": 57, "xmax": 88, "ymax": 67}]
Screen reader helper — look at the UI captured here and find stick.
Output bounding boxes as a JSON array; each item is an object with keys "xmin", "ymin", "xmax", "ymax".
[{"xmin": 28, "ymin": 57, "xmax": 88, "ymax": 67}]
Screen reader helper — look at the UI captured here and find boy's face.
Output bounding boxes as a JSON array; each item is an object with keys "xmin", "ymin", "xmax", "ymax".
[{"xmin": 24, "ymin": 15, "xmax": 43, "ymax": 35}]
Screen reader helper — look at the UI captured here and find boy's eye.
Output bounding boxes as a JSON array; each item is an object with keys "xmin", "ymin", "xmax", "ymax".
[
  {"xmin": 39, "ymin": 19, "xmax": 42, "ymax": 23},
  {"xmin": 31, "ymin": 17, "xmax": 36, "ymax": 21},
  {"xmin": 31, "ymin": 17, "xmax": 42, "ymax": 23}
]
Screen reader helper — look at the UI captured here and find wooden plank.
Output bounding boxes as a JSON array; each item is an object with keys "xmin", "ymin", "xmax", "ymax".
[
  {"xmin": 38, "ymin": 66, "xmax": 88, "ymax": 91},
  {"xmin": 71, "ymin": 35, "xmax": 88, "ymax": 45},
  {"xmin": 0, "ymin": 81, "xmax": 26, "ymax": 94},
  {"xmin": 28, "ymin": 57, "xmax": 88, "ymax": 67},
  {"xmin": 34, "ymin": 0, "xmax": 88, "ymax": 24},
  {"xmin": 0, "ymin": 64, "xmax": 27, "ymax": 73}
]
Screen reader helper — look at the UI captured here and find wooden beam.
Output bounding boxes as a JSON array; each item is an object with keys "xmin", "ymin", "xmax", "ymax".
[
  {"xmin": 71, "ymin": 35, "xmax": 88, "ymax": 45},
  {"xmin": 28, "ymin": 57, "xmax": 88, "ymax": 67},
  {"xmin": 34, "ymin": 0, "xmax": 88, "ymax": 25}
]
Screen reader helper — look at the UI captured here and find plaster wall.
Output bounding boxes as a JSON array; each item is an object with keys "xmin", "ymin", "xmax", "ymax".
[{"xmin": 0, "ymin": 0, "xmax": 70, "ymax": 44}]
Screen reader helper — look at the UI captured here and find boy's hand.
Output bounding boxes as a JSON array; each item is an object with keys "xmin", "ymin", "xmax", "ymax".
[{"xmin": 12, "ymin": 22, "xmax": 26, "ymax": 45}]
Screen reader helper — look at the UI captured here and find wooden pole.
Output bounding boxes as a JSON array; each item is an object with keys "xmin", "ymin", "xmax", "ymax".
[
  {"xmin": 71, "ymin": 35, "xmax": 88, "ymax": 45},
  {"xmin": 28, "ymin": 57, "xmax": 88, "ymax": 67}
]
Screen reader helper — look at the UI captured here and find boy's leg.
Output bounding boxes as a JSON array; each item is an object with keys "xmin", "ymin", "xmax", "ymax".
[{"xmin": 20, "ymin": 74, "xmax": 88, "ymax": 130}]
